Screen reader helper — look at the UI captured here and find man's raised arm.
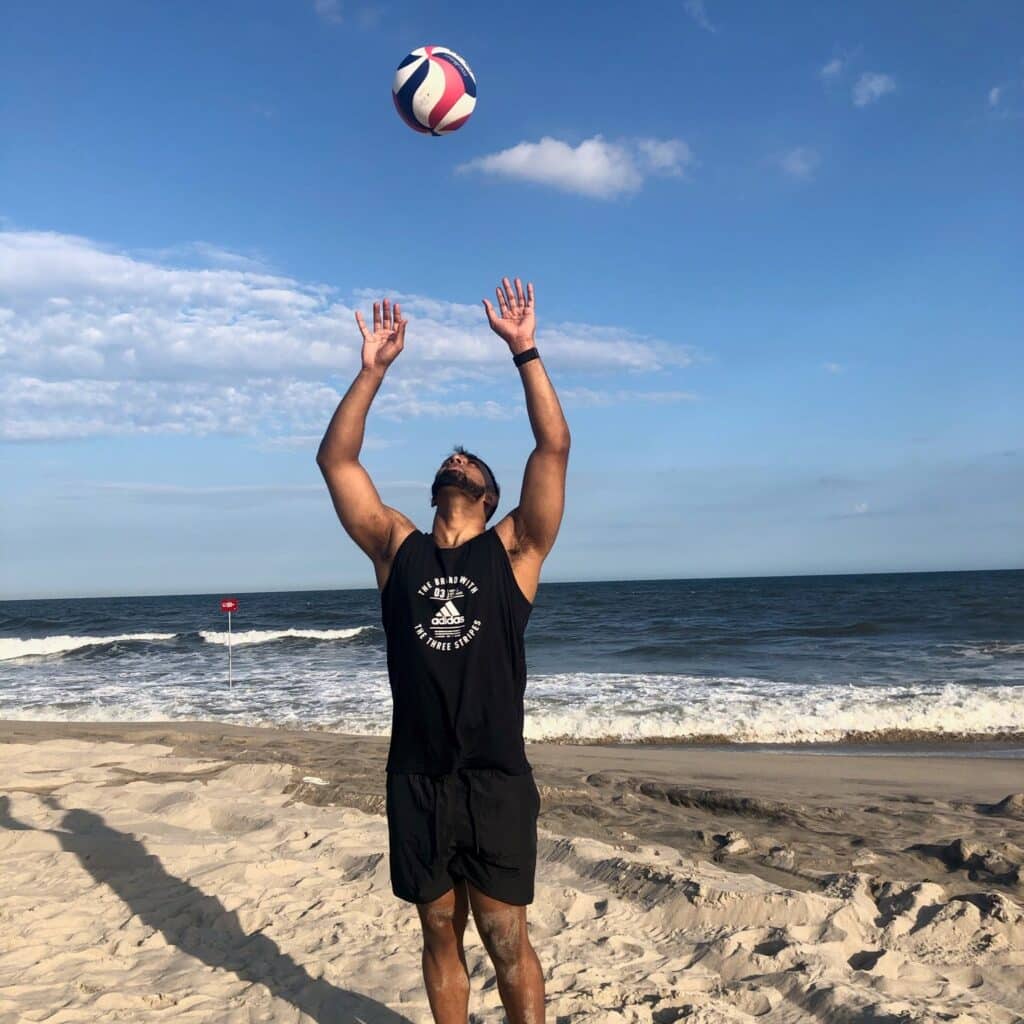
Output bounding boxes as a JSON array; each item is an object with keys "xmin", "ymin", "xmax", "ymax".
[
  {"xmin": 316, "ymin": 299, "xmax": 407, "ymax": 564},
  {"xmin": 483, "ymin": 277, "xmax": 571, "ymax": 557}
]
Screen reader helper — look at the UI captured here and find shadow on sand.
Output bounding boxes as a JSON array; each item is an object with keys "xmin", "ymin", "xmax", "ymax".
[{"xmin": 0, "ymin": 795, "xmax": 415, "ymax": 1023}]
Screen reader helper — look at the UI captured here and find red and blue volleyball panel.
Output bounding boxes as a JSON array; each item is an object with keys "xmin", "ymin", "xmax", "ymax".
[{"xmin": 392, "ymin": 46, "xmax": 477, "ymax": 136}]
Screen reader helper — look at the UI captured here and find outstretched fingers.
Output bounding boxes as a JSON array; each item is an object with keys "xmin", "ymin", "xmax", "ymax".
[
  {"xmin": 361, "ymin": 298, "xmax": 406, "ymax": 332},
  {"xmin": 502, "ymin": 276, "xmax": 518, "ymax": 311},
  {"xmin": 354, "ymin": 310, "xmax": 369, "ymax": 339},
  {"xmin": 357, "ymin": 298, "xmax": 406, "ymax": 341}
]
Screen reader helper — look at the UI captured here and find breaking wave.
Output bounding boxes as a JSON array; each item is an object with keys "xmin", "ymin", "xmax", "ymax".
[
  {"xmin": 198, "ymin": 626, "xmax": 374, "ymax": 647},
  {"xmin": 0, "ymin": 633, "xmax": 178, "ymax": 661}
]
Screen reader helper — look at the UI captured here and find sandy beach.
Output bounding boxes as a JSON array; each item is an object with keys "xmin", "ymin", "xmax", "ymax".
[{"xmin": 1, "ymin": 721, "xmax": 1022, "ymax": 1022}]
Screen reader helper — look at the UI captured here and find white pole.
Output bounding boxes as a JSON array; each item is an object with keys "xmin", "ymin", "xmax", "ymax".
[{"xmin": 228, "ymin": 609, "xmax": 233, "ymax": 688}]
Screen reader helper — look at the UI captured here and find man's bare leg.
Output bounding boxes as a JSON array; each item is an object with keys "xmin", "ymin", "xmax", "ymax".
[
  {"xmin": 416, "ymin": 880, "xmax": 471, "ymax": 1023},
  {"xmin": 467, "ymin": 881, "xmax": 545, "ymax": 1024}
]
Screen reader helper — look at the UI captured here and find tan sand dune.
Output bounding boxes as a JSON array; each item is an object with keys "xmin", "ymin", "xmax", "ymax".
[{"xmin": 1, "ymin": 735, "xmax": 1022, "ymax": 1022}]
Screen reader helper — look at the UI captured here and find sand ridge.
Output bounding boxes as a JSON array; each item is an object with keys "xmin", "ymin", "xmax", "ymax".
[{"xmin": 0, "ymin": 735, "xmax": 1022, "ymax": 1022}]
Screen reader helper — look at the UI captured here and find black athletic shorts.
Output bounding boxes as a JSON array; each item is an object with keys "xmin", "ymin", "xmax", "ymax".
[{"xmin": 385, "ymin": 765, "xmax": 541, "ymax": 906}]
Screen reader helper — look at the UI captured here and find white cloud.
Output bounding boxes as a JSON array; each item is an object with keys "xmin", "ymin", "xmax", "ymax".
[
  {"xmin": 635, "ymin": 138, "xmax": 692, "ymax": 176},
  {"xmin": 823, "ymin": 362, "xmax": 845, "ymax": 374},
  {"xmin": 0, "ymin": 229, "xmax": 695, "ymax": 441},
  {"xmin": 989, "ymin": 86, "xmax": 1002, "ymax": 107},
  {"xmin": 853, "ymin": 502, "xmax": 869, "ymax": 515},
  {"xmin": 852, "ymin": 72, "xmax": 896, "ymax": 107},
  {"xmin": 456, "ymin": 135, "xmax": 693, "ymax": 199},
  {"xmin": 777, "ymin": 146, "xmax": 820, "ymax": 181},
  {"xmin": 256, "ymin": 433, "xmax": 399, "ymax": 452},
  {"xmin": 139, "ymin": 241, "xmax": 271, "ymax": 271},
  {"xmin": 313, "ymin": 0, "xmax": 342, "ymax": 23},
  {"xmin": 819, "ymin": 58, "xmax": 844, "ymax": 80},
  {"xmin": 684, "ymin": 0, "xmax": 717, "ymax": 33},
  {"xmin": 0, "ymin": 376, "xmax": 342, "ymax": 442}
]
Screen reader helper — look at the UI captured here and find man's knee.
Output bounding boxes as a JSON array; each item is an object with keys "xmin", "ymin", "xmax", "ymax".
[
  {"xmin": 475, "ymin": 906, "xmax": 527, "ymax": 968},
  {"xmin": 417, "ymin": 886, "xmax": 467, "ymax": 950}
]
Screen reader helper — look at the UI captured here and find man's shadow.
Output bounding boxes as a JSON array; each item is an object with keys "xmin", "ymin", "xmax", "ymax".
[{"xmin": 0, "ymin": 795, "xmax": 413, "ymax": 1023}]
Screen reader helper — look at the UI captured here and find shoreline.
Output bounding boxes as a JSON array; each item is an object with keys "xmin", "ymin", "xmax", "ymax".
[{"xmin": 3, "ymin": 717, "xmax": 1023, "ymax": 757}]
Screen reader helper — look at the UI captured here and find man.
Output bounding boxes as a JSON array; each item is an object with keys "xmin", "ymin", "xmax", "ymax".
[{"xmin": 316, "ymin": 277, "xmax": 570, "ymax": 1024}]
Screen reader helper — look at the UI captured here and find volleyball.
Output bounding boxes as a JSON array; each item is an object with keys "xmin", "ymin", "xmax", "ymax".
[{"xmin": 392, "ymin": 46, "xmax": 477, "ymax": 136}]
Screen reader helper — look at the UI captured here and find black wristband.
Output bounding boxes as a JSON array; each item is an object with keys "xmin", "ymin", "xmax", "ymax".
[{"xmin": 513, "ymin": 347, "xmax": 539, "ymax": 366}]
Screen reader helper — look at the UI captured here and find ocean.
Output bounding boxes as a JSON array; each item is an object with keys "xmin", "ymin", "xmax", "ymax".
[{"xmin": 1, "ymin": 569, "xmax": 1022, "ymax": 746}]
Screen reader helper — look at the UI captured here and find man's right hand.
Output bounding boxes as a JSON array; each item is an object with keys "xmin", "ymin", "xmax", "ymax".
[{"xmin": 355, "ymin": 298, "xmax": 406, "ymax": 372}]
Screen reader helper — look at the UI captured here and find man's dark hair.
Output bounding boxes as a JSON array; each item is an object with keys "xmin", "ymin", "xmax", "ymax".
[{"xmin": 443, "ymin": 444, "xmax": 501, "ymax": 522}]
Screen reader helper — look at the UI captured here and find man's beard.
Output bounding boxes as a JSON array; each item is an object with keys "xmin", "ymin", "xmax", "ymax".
[{"xmin": 432, "ymin": 468, "xmax": 486, "ymax": 504}]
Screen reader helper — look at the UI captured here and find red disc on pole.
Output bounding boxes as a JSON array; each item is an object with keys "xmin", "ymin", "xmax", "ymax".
[{"xmin": 220, "ymin": 598, "xmax": 238, "ymax": 612}]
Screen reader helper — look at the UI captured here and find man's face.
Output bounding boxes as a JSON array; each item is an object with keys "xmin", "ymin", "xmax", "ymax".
[{"xmin": 432, "ymin": 453, "xmax": 488, "ymax": 506}]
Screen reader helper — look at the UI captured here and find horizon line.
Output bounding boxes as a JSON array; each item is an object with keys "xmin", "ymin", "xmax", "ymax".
[{"xmin": 2, "ymin": 564, "xmax": 1021, "ymax": 603}]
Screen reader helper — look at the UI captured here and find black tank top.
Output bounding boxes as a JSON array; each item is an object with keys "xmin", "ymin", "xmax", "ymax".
[{"xmin": 379, "ymin": 526, "xmax": 533, "ymax": 775}]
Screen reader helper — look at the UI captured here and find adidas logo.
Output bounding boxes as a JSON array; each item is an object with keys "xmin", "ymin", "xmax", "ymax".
[{"xmin": 431, "ymin": 600, "xmax": 465, "ymax": 626}]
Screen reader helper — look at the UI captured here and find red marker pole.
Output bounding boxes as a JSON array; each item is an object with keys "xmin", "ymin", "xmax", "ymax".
[{"xmin": 220, "ymin": 598, "xmax": 239, "ymax": 687}]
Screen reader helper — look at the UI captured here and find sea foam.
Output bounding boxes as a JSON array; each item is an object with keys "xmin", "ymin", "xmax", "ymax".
[
  {"xmin": 0, "ymin": 633, "xmax": 178, "ymax": 662},
  {"xmin": 521, "ymin": 674, "xmax": 1024, "ymax": 745},
  {"xmin": 198, "ymin": 626, "xmax": 373, "ymax": 647}
]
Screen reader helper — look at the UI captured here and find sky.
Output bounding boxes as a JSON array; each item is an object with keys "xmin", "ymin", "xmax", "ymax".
[{"xmin": 1, "ymin": 0, "xmax": 1022, "ymax": 600}]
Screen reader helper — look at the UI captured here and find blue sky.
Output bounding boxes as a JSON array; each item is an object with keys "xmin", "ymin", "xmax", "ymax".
[{"xmin": 1, "ymin": 0, "xmax": 1022, "ymax": 599}]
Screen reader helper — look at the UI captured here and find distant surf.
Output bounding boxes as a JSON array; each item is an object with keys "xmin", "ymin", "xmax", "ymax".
[
  {"xmin": 198, "ymin": 626, "xmax": 374, "ymax": 647},
  {"xmin": 0, "ymin": 626, "xmax": 376, "ymax": 661},
  {"xmin": 3, "ymin": 569, "xmax": 1022, "ymax": 748},
  {"xmin": 0, "ymin": 633, "xmax": 178, "ymax": 661}
]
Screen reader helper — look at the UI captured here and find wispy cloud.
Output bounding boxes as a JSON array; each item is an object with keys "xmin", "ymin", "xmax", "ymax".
[
  {"xmin": 635, "ymin": 138, "xmax": 691, "ymax": 176},
  {"xmin": 59, "ymin": 476, "xmax": 434, "ymax": 507},
  {"xmin": 313, "ymin": 0, "xmax": 342, "ymax": 23},
  {"xmin": 256, "ymin": 433, "xmax": 400, "ymax": 452},
  {"xmin": 776, "ymin": 146, "xmax": 820, "ymax": 181},
  {"xmin": 456, "ymin": 135, "xmax": 693, "ymax": 199},
  {"xmin": 819, "ymin": 46, "xmax": 869, "ymax": 85},
  {"xmin": 683, "ymin": 0, "xmax": 717, "ymax": 33},
  {"xmin": 819, "ymin": 57, "xmax": 844, "ymax": 80},
  {"xmin": 985, "ymin": 80, "xmax": 1024, "ymax": 119},
  {"xmin": 852, "ymin": 71, "xmax": 896, "ymax": 107},
  {"xmin": 560, "ymin": 386, "xmax": 698, "ymax": 407},
  {"xmin": 138, "ymin": 240, "xmax": 271, "ymax": 272},
  {"xmin": 825, "ymin": 499, "xmax": 875, "ymax": 521},
  {"xmin": 0, "ymin": 229, "xmax": 696, "ymax": 441},
  {"xmin": 823, "ymin": 362, "xmax": 845, "ymax": 374}
]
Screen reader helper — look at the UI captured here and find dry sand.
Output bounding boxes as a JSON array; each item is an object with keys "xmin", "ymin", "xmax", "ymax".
[{"xmin": 0, "ymin": 721, "xmax": 1022, "ymax": 1022}]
